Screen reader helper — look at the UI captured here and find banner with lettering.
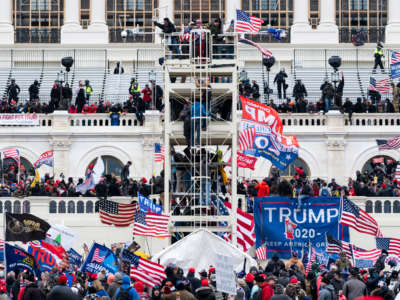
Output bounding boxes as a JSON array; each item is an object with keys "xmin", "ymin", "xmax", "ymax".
[
  {"xmin": 67, "ymin": 248, "xmax": 82, "ymax": 268},
  {"xmin": 80, "ymin": 243, "xmax": 119, "ymax": 274},
  {"xmin": 5, "ymin": 244, "xmax": 41, "ymax": 277},
  {"xmin": 28, "ymin": 242, "xmax": 59, "ymax": 272},
  {"xmin": 138, "ymin": 193, "xmax": 162, "ymax": 214},
  {"xmin": 0, "ymin": 114, "xmax": 39, "ymax": 126},
  {"xmin": 240, "ymin": 97, "xmax": 299, "ymax": 170},
  {"xmin": 254, "ymin": 196, "xmax": 349, "ymax": 259},
  {"xmin": 227, "ymin": 152, "xmax": 258, "ymax": 170}
]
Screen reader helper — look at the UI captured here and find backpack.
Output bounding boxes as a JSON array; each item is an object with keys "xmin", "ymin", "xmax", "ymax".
[
  {"xmin": 117, "ymin": 287, "xmax": 132, "ymax": 300},
  {"xmin": 253, "ymin": 288, "xmax": 262, "ymax": 300}
]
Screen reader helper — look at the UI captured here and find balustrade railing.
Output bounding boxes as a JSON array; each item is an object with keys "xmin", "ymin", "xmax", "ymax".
[{"xmin": 351, "ymin": 197, "xmax": 400, "ymax": 214}]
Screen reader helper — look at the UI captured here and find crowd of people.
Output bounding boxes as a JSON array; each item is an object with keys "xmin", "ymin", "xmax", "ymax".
[{"xmin": 1, "ymin": 245, "xmax": 400, "ymax": 300}]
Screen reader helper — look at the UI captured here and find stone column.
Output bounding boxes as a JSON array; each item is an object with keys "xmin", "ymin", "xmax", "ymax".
[
  {"xmin": 87, "ymin": 0, "xmax": 109, "ymax": 44},
  {"xmin": 385, "ymin": 0, "xmax": 400, "ymax": 45},
  {"xmin": 224, "ymin": 0, "xmax": 240, "ymax": 28},
  {"xmin": 51, "ymin": 139, "xmax": 71, "ymax": 180},
  {"xmin": 61, "ymin": 0, "xmax": 82, "ymax": 43},
  {"xmin": 290, "ymin": 0, "xmax": 312, "ymax": 44},
  {"xmin": 0, "ymin": 0, "xmax": 14, "ymax": 44},
  {"xmin": 317, "ymin": 0, "xmax": 339, "ymax": 44},
  {"xmin": 155, "ymin": 0, "xmax": 174, "ymax": 44},
  {"xmin": 326, "ymin": 111, "xmax": 345, "ymax": 183}
]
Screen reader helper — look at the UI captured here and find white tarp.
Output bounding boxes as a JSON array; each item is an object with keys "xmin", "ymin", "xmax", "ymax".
[{"xmin": 152, "ymin": 229, "xmax": 257, "ymax": 273}]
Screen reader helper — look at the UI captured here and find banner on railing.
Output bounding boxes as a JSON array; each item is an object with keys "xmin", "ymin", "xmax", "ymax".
[
  {"xmin": 254, "ymin": 196, "xmax": 349, "ymax": 259},
  {"xmin": 0, "ymin": 114, "xmax": 39, "ymax": 126}
]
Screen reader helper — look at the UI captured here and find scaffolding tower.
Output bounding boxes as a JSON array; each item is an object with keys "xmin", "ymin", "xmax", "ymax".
[{"xmin": 162, "ymin": 30, "xmax": 240, "ymax": 245}]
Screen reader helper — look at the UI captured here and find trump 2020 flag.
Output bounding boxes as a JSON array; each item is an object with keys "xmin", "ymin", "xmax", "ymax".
[
  {"xmin": 33, "ymin": 150, "xmax": 54, "ymax": 168},
  {"xmin": 28, "ymin": 241, "xmax": 59, "ymax": 272},
  {"xmin": 5, "ymin": 212, "xmax": 51, "ymax": 242},
  {"xmin": 67, "ymin": 248, "xmax": 82, "ymax": 268},
  {"xmin": 81, "ymin": 243, "xmax": 119, "ymax": 274},
  {"xmin": 240, "ymin": 96, "xmax": 299, "ymax": 170},
  {"xmin": 5, "ymin": 244, "xmax": 41, "ymax": 277}
]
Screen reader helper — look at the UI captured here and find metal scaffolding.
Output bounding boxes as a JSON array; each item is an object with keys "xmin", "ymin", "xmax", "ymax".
[{"xmin": 162, "ymin": 30, "xmax": 240, "ymax": 245}]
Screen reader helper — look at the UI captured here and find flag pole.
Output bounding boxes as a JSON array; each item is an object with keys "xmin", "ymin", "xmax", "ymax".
[
  {"xmin": 145, "ymin": 237, "xmax": 152, "ymax": 257},
  {"xmin": 338, "ymin": 195, "xmax": 343, "ymax": 240}
]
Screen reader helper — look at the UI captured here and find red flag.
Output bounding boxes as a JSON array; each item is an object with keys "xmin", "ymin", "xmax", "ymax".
[{"xmin": 227, "ymin": 152, "xmax": 258, "ymax": 170}]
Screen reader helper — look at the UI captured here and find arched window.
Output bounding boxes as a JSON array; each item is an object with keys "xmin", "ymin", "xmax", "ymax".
[
  {"xmin": 394, "ymin": 201, "xmax": 400, "ymax": 213},
  {"xmin": 3, "ymin": 157, "xmax": 34, "ymax": 177},
  {"xmin": 361, "ymin": 156, "xmax": 395, "ymax": 174},
  {"xmin": 272, "ymin": 158, "xmax": 310, "ymax": 178},
  {"xmin": 5, "ymin": 201, "xmax": 12, "ymax": 213},
  {"xmin": 0, "ymin": 201, "xmax": 3, "ymax": 213},
  {"xmin": 68, "ymin": 201, "xmax": 75, "ymax": 214},
  {"xmin": 77, "ymin": 201, "xmax": 85, "ymax": 213},
  {"xmin": 13, "ymin": 201, "xmax": 21, "ymax": 214},
  {"xmin": 384, "ymin": 200, "xmax": 391, "ymax": 213},
  {"xmin": 95, "ymin": 201, "xmax": 100, "ymax": 213},
  {"xmin": 58, "ymin": 201, "xmax": 66, "ymax": 214},
  {"xmin": 23, "ymin": 201, "xmax": 30, "ymax": 213},
  {"xmin": 49, "ymin": 201, "xmax": 57, "ymax": 213},
  {"xmin": 86, "ymin": 201, "xmax": 93, "ymax": 213},
  {"xmin": 87, "ymin": 156, "xmax": 124, "ymax": 178},
  {"xmin": 365, "ymin": 200, "xmax": 373, "ymax": 213},
  {"xmin": 374, "ymin": 200, "xmax": 382, "ymax": 213}
]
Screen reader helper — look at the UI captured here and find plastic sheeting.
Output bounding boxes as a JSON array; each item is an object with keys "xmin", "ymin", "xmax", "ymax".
[{"xmin": 152, "ymin": 229, "xmax": 257, "ymax": 273}]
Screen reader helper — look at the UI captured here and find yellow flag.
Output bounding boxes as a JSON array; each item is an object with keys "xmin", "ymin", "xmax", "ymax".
[{"xmin": 30, "ymin": 169, "xmax": 40, "ymax": 188}]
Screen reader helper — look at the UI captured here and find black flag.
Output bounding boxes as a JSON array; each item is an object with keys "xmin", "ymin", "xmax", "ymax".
[{"xmin": 5, "ymin": 212, "xmax": 51, "ymax": 242}]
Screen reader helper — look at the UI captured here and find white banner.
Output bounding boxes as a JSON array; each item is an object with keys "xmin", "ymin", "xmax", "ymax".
[
  {"xmin": 215, "ymin": 253, "xmax": 237, "ymax": 295},
  {"xmin": 47, "ymin": 223, "xmax": 79, "ymax": 251},
  {"xmin": 0, "ymin": 114, "xmax": 39, "ymax": 126}
]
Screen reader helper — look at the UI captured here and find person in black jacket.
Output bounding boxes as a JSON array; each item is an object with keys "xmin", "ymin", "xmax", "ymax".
[
  {"xmin": 95, "ymin": 178, "xmax": 108, "ymax": 200},
  {"xmin": 7, "ymin": 79, "xmax": 20, "ymax": 104},
  {"xmin": 292, "ymin": 80, "xmax": 307, "ymax": 101},
  {"xmin": 274, "ymin": 68, "xmax": 288, "ymax": 99},
  {"xmin": 265, "ymin": 252, "xmax": 286, "ymax": 276},
  {"xmin": 75, "ymin": 86, "xmax": 86, "ymax": 113},
  {"xmin": 154, "ymin": 18, "xmax": 180, "ymax": 56},
  {"xmin": 62, "ymin": 83, "xmax": 72, "ymax": 109},
  {"xmin": 121, "ymin": 161, "xmax": 132, "ymax": 195},
  {"xmin": 21, "ymin": 272, "xmax": 45, "ymax": 300},
  {"xmin": 47, "ymin": 275, "xmax": 78, "ymax": 300},
  {"xmin": 29, "ymin": 80, "xmax": 40, "ymax": 101}
]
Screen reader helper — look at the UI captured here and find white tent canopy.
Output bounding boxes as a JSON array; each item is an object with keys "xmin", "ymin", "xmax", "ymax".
[{"xmin": 152, "ymin": 228, "xmax": 258, "ymax": 273}]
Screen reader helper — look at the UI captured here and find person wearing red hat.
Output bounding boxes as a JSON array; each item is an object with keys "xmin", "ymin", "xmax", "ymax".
[
  {"xmin": 187, "ymin": 268, "xmax": 201, "ymax": 293},
  {"xmin": 195, "ymin": 279, "xmax": 215, "ymax": 300},
  {"xmin": 47, "ymin": 273, "xmax": 79, "ymax": 300}
]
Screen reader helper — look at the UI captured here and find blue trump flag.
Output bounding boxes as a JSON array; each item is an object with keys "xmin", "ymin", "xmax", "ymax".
[
  {"xmin": 67, "ymin": 248, "xmax": 82, "ymax": 268},
  {"xmin": 27, "ymin": 242, "xmax": 58, "ymax": 272},
  {"xmin": 390, "ymin": 51, "xmax": 400, "ymax": 80},
  {"xmin": 81, "ymin": 243, "xmax": 119, "ymax": 274},
  {"xmin": 138, "ymin": 193, "xmax": 162, "ymax": 214},
  {"xmin": 254, "ymin": 196, "xmax": 349, "ymax": 259},
  {"xmin": 5, "ymin": 244, "xmax": 41, "ymax": 277}
]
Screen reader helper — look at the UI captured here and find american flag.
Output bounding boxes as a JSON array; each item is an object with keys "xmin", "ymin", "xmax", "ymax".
[
  {"xmin": 0, "ymin": 238, "xmax": 4, "ymax": 261},
  {"xmin": 326, "ymin": 233, "xmax": 352, "ymax": 259},
  {"xmin": 3, "ymin": 147, "xmax": 20, "ymax": 164},
  {"xmin": 239, "ymin": 38, "xmax": 272, "ymax": 58},
  {"xmin": 133, "ymin": 210, "xmax": 170, "ymax": 238},
  {"xmin": 391, "ymin": 51, "xmax": 400, "ymax": 65},
  {"xmin": 255, "ymin": 245, "xmax": 267, "ymax": 260},
  {"xmin": 92, "ymin": 247, "xmax": 106, "ymax": 263},
  {"xmin": 369, "ymin": 77, "xmax": 391, "ymax": 93},
  {"xmin": 305, "ymin": 246, "xmax": 316, "ymax": 275},
  {"xmin": 376, "ymin": 137, "xmax": 400, "ymax": 150},
  {"xmin": 154, "ymin": 143, "xmax": 165, "ymax": 162},
  {"xmin": 353, "ymin": 246, "xmax": 381, "ymax": 267},
  {"xmin": 376, "ymin": 237, "xmax": 400, "ymax": 256},
  {"xmin": 99, "ymin": 199, "xmax": 138, "ymax": 227},
  {"xmin": 340, "ymin": 197, "xmax": 383, "ymax": 237},
  {"xmin": 239, "ymin": 127, "xmax": 256, "ymax": 151},
  {"xmin": 224, "ymin": 201, "xmax": 255, "ymax": 252},
  {"xmin": 130, "ymin": 254, "xmax": 166, "ymax": 287},
  {"xmin": 179, "ymin": 28, "xmax": 191, "ymax": 42},
  {"xmin": 236, "ymin": 10, "xmax": 263, "ymax": 33}
]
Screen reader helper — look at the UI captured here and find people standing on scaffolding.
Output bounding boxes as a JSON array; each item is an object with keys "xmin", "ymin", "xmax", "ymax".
[{"xmin": 154, "ymin": 17, "xmax": 181, "ymax": 58}]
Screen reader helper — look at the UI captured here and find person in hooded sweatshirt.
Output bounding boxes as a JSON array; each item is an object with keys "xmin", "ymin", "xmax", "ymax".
[
  {"xmin": 318, "ymin": 277, "xmax": 335, "ymax": 300},
  {"xmin": 265, "ymin": 253, "xmax": 285, "ymax": 276},
  {"xmin": 114, "ymin": 275, "xmax": 139, "ymax": 300},
  {"xmin": 195, "ymin": 280, "xmax": 216, "ymax": 300},
  {"xmin": 48, "ymin": 275, "xmax": 78, "ymax": 300},
  {"xmin": 187, "ymin": 268, "xmax": 201, "ymax": 292},
  {"xmin": 271, "ymin": 284, "xmax": 290, "ymax": 300},
  {"xmin": 107, "ymin": 272, "xmax": 123, "ymax": 299},
  {"xmin": 20, "ymin": 272, "xmax": 44, "ymax": 300},
  {"xmin": 285, "ymin": 252, "xmax": 305, "ymax": 274}
]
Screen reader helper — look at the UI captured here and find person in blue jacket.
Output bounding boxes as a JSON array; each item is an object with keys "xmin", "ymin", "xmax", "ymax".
[{"xmin": 114, "ymin": 275, "xmax": 139, "ymax": 300}]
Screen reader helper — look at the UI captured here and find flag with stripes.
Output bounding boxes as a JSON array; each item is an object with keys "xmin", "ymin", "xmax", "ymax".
[
  {"xmin": 255, "ymin": 245, "xmax": 267, "ymax": 260},
  {"xmin": 239, "ymin": 38, "xmax": 272, "ymax": 58},
  {"xmin": 154, "ymin": 143, "xmax": 165, "ymax": 162},
  {"xmin": 99, "ymin": 199, "xmax": 138, "ymax": 227},
  {"xmin": 353, "ymin": 246, "xmax": 381, "ymax": 268},
  {"xmin": 130, "ymin": 254, "xmax": 166, "ymax": 287},
  {"xmin": 239, "ymin": 127, "xmax": 256, "ymax": 151},
  {"xmin": 369, "ymin": 77, "xmax": 391, "ymax": 93},
  {"xmin": 133, "ymin": 210, "xmax": 170, "ymax": 238},
  {"xmin": 3, "ymin": 147, "xmax": 20, "ymax": 164},
  {"xmin": 236, "ymin": 10, "xmax": 263, "ymax": 33},
  {"xmin": 326, "ymin": 233, "xmax": 352, "ymax": 259},
  {"xmin": 305, "ymin": 246, "xmax": 316, "ymax": 275},
  {"xmin": 0, "ymin": 239, "xmax": 4, "ymax": 261},
  {"xmin": 376, "ymin": 237, "xmax": 400, "ymax": 256},
  {"xmin": 224, "ymin": 201, "xmax": 255, "ymax": 252},
  {"xmin": 340, "ymin": 197, "xmax": 383, "ymax": 237},
  {"xmin": 376, "ymin": 137, "xmax": 400, "ymax": 150},
  {"xmin": 391, "ymin": 51, "xmax": 400, "ymax": 64},
  {"xmin": 92, "ymin": 247, "xmax": 106, "ymax": 263},
  {"xmin": 179, "ymin": 28, "xmax": 191, "ymax": 42}
]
